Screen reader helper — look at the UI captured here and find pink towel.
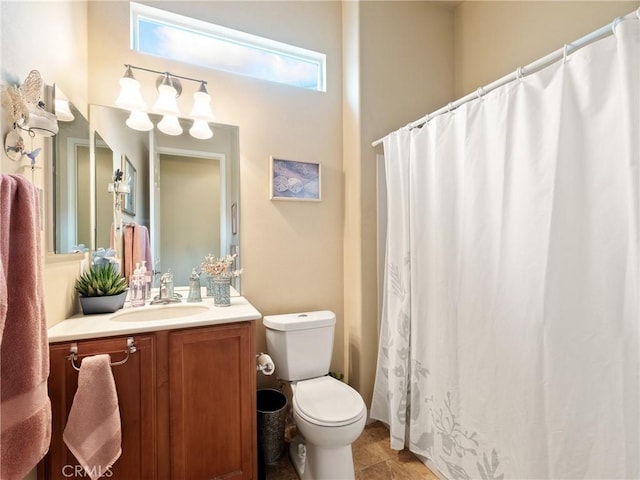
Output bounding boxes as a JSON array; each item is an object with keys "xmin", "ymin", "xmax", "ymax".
[
  {"xmin": 0, "ymin": 174, "xmax": 51, "ymax": 480},
  {"xmin": 132, "ymin": 224, "xmax": 153, "ymax": 274},
  {"xmin": 123, "ymin": 224, "xmax": 134, "ymax": 279},
  {"xmin": 123, "ymin": 223, "xmax": 153, "ymax": 279},
  {"xmin": 63, "ymin": 354, "xmax": 122, "ymax": 480}
]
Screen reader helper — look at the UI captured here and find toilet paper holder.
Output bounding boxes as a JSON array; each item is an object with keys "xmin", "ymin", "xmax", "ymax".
[{"xmin": 256, "ymin": 352, "xmax": 275, "ymax": 376}]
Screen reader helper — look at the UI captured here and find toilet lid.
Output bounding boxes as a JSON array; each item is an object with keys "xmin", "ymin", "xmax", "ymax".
[{"xmin": 294, "ymin": 376, "xmax": 365, "ymax": 426}]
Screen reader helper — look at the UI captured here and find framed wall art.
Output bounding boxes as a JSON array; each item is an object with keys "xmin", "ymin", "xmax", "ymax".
[{"xmin": 269, "ymin": 157, "xmax": 321, "ymax": 201}]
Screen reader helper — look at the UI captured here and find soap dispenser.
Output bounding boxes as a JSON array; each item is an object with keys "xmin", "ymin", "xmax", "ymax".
[
  {"xmin": 187, "ymin": 268, "xmax": 202, "ymax": 303},
  {"xmin": 165, "ymin": 269, "xmax": 175, "ymax": 299},
  {"xmin": 140, "ymin": 260, "xmax": 151, "ymax": 300},
  {"xmin": 130, "ymin": 262, "xmax": 146, "ymax": 307}
]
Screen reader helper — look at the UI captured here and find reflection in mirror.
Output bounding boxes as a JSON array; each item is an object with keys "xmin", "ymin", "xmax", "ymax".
[
  {"xmin": 53, "ymin": 101, "xmax": 241, "ymax": 290},
  {"xmin": 89, "ymin": 105, "xmax": 240, "ymax": 290},
  {"xmin": 157, "ymin": 148, "xmax": 222, "ymax": 286},
  {"xmin": 54, "ymin": 98, "xmax": 90, "ymax": 253},
  {"xmin": 95, "ymin": 133, "xmax": 114, "ymax": 250}
]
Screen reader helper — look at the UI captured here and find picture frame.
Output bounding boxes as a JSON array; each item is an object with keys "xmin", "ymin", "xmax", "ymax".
[
  {"xmin": 122, "ymin": 155, "xmax": 136, "ymax": 215},
  {"xmin": 269, "ymin": 157, "xmax": 321, "ymax": 201}
]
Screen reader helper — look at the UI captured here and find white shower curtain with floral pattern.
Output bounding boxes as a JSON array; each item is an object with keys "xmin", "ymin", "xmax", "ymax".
[{"xmin": 371, "ymin": 16, "xmax": 639, "ymax": 480}]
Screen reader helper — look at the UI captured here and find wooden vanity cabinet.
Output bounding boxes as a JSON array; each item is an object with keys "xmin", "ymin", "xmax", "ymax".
[
  {"xmin": 42, "ymin": 322, "xmax": 256, "ymax": 480},
  {"xmin": 167, "ymin": 322, "xmax": 256, "ymax": 480},
  {"xmin": 42, "ymin": 334, "xmax": 157, "ymax": 480}
]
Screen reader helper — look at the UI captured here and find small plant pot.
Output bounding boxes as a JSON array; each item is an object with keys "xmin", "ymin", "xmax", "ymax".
[{"xmin": 79, "ymin": 290, "xmax": 128, "ymax": 315}]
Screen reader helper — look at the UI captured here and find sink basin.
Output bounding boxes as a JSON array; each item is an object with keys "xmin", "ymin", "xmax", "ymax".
[{"xmin": 111, "ymin": 304, "xmax": 210, "ymax": 322}]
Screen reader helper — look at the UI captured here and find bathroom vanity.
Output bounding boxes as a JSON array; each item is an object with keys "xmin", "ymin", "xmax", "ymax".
[{"xmin": 40, "ymin": 296, "xmax": 261, "ymax": 480}]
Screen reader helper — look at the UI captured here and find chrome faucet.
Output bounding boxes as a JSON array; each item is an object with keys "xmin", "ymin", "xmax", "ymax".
[{"xmin": 150, "ymin": 272, "xmax": 181, "ymax": 305}]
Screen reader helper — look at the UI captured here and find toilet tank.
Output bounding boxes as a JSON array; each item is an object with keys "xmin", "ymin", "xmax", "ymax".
[{"xmin": 263, "ymin": 311, "xmax": 336, "ymax": 381}]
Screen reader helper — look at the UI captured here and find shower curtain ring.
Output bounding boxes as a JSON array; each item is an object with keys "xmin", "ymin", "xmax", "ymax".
[
  {"xmin": 516, "ymin": 67, "xmax": 525, "ymax": 80},
  {"xmin": 447, "ymin": 102, "xmax": 454, "ymax": 112},
  {"xmin": 476, "ymin": 87, "xmax": 485, "ymax": 99},
  {"xmin": 611, "ymin": 16, "xmax": 623, "ymax": 33},
  {"xmin": 562, "ymin": 44, "xmax": 569, "ymax": 63}
]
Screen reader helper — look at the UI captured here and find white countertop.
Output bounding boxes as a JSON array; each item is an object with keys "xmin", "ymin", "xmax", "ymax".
[{"xmin": 48, "ymin": 292, "xmax": 262, "ymax": 343}]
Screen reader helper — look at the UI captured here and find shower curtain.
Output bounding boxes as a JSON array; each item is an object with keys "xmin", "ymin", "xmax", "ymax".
[{"xmin": 371, "ymin": 16, "xmax": 639, "ymax": 480}]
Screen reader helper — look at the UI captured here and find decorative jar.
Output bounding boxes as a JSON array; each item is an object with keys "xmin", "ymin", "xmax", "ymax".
[
  {"xmin": 211, "ymin": 276, "xmax": 231, "ymax": 307},
  {"xmin": 201, "ymin": 253, "xmax": 241, "ymax": 306}
]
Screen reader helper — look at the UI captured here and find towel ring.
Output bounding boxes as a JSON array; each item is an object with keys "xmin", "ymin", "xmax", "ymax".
[{"xmin": 67, "ymin": 337, "xmax": 137, "ymax": 372}]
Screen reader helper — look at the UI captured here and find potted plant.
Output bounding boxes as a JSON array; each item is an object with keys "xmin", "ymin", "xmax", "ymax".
[{"xmin": 75, "ymin": 263, "xmax": 128, "ymax": 315}]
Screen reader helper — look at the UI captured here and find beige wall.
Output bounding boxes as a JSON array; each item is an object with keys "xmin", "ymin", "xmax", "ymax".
[
  {"xmin": 361, "ymin": 0, "xmax": 637, "ymax": 408},
  {"xmin": 0, "ymin": 1, "xmax": 88, "ymax": 141},
  {"xmin": 344, "ymin": 1, "xmax": 455, "ymax": 406},
  {"xmin": 76, "ymin": 146, "xmax": 91, "ymax": 247},
  {"xmin": 89, "ymin": 105, "xmax": 150, "ymax": 243},
  {"xmin": 2, "ymin": 0, "xmax": 638, "ymax": 413},
  {"xmin": 1, "ymin": 0, "xmax": 89, "ymax": 327},
  {"xmin": 160, "ymin": 154, "xmax": 221, "ymax": 285},
  {"xmin": 86, "ymin": 0, "xmax": 346, "ymax": 380},
  {"xmin": 95, "ymin": 144, "xmax": 115, "ymax": 249},
  {"xmin": 455, "ymin": 1, "xmax": 639, "ymax": 97}
]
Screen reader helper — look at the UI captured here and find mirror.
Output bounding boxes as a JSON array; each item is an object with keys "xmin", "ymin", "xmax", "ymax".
[
  {"xmin": 89, "ymin": 105, "xmax": 240, "ymax": 289},
  {"xmin": 51, "ymin": 96, "xmax": 241, "ymax": 289},
  {"xmin": 53, "ymin": 94, "xmax": 90, "ymax": 254},
  {"xmin": 95, "ymin": 132, "xmax": 115, "ymax": 250}
]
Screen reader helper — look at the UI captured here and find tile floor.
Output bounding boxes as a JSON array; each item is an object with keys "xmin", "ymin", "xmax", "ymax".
[{"xmin": 265, "ymin": 421, "xmax": 439, "ymax": 480}]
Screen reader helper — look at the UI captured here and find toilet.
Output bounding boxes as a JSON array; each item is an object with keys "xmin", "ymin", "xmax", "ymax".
[{"xmin": 263, "ymin": 311, "xmax": 367, "ymax": 480}]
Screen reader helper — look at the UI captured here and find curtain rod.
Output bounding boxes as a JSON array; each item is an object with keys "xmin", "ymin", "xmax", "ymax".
[{"xmin": 372, "ymin": 8, "xmax": 640, "ymax": 148}]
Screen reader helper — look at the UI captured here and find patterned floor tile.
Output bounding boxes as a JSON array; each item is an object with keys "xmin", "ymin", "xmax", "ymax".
[{"xmin": 265, "ymin": 421, "xmax": 437, "ymax": 479}]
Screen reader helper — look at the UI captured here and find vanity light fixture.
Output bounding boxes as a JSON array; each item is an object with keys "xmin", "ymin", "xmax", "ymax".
[
  {"xmin": 125, "ymin": 110, "xmax": 154, "ymax": 131},
  {"xmin": 189, "ymin": 119, "xmax": 213, "ymax": 140},
  {"xmin": 152, "ymin": 73, "xmax": 181, "ymax": 117},
  {"xmin": 157, "ymin": 115, "xmax": 183, "ymax": 136},
  {"xmin": 115, "ymin": 65, "xmax": 147, "ymax": 111},
  {"xmin": 54, "ymin": 90, "xmax": 74, "ymax": 122},
  {"xmin": 54, "ymin": 99, "xmax": 74, "ymax": 122},
  {"xmin": 5, "ymin": 69, "xmax": 59, "ymax": 137},
  {"xmin": 116, "ymin": 64, "xmax": 216, "ymax": 139},
  {"xmin": 188, "ymin": 82, "xmax": 215, "ymax": 139}
]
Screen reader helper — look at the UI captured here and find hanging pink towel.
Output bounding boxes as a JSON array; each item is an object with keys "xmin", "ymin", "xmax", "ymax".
[
  {"xmin": 63, "ymin": 354, "xmax": 122, "ymax": 480},
  {"xmin": 0, "ymin": 174, "xmax": 51, "ymax": 480},
  {"xmin": 132, "ymin": 224, "xmax": 153, "ymax": 274},
  {"xmin": 123, "ymin": 224, "xmax": 134, "ymax": 279},
  {"xmin": 123, "ymin": 223, "xmax": 153, "ymax": 279}
]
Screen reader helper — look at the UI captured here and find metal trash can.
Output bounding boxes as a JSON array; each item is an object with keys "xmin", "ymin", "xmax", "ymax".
[{"xmin": 257, "ymin": 388, "xmax": 288, "ymax": 465}]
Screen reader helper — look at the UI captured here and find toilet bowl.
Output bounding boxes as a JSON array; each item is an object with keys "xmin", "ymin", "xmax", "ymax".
[
  {"xmin": 263, "ymin": 311, "xmax": 367, "ymax": 479},
  {"xmin": 290, "ymin": 376, "xmax": 366, "ymax": 479}
]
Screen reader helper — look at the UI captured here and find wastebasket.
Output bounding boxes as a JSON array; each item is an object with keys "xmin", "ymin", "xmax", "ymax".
[{"xmin": 257, "ymin": 388, "xmax": 289, "ymax": 466}]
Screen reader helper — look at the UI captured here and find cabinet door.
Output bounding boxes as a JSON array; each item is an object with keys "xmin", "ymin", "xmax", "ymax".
[
  {"xmin": 42, "ymin": 335, "xmax": 156, "ymax": 480},
  {"xmin": 169, "ymin": 322, "xmax": 256, "ymax": 480}
]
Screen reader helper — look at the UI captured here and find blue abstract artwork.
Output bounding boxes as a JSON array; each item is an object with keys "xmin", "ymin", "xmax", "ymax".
[{"xmin": 270, "ymin": 158, "xmax": 321, "ymax": 201}]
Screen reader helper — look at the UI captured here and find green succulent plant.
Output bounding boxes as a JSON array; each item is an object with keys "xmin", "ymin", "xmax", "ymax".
[{"xmin": 75, "ymin": 263, "xmax": 128, "ymax": 297}]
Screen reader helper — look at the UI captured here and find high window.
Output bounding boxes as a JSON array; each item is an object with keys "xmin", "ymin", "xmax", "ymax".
[{"xmin": 131, "ymin": 2, "xmax": 326, "ymax": 92}]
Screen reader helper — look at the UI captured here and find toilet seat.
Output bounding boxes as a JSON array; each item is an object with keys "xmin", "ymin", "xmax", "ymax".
[{"xmin": 294, "ymin": 376, "xmax": 366, "ymax": 427}]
